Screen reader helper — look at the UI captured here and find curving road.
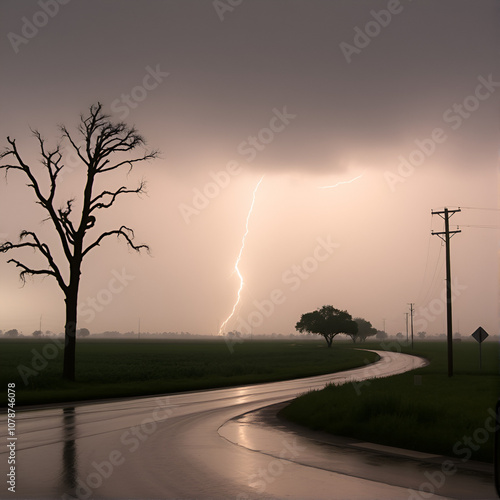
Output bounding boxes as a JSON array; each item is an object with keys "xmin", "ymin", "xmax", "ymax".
[{"xmin": 0, "ymin": 350, "xmax": 494, "ymax": 499}]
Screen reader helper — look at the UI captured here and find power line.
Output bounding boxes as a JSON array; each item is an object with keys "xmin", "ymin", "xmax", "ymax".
[
  {"xmin": 419, "ymin": 241, "xmax": 444, "ymax": 307},
  {"xmin": 460, "ymin": 206, "xmax": 500, "ymax": 211},
  {"xmin": 458, "ymin": 224, "xmax": 499, "ymax": 229},
  {"xmin": 416, "ymin": 214, "xmax": 434, "ymax": 304}
]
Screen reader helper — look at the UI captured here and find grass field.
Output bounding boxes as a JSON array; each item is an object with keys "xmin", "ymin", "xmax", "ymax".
[
  {"xmin": 0, "ymin": 338, "xmax": 379, "ymax": 406},
  {"xmin": 280, "ymin": 340, "xmax": 500, "ymax": 463}
]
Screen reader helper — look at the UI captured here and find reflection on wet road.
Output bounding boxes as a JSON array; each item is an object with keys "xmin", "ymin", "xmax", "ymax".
[
  {"xmin": 0, "ymin": 350, "xmax": 494, "ymax": 499},
  {"xmin": 220, "ymin": 405, "xmax": 495, "ymax": 500}
]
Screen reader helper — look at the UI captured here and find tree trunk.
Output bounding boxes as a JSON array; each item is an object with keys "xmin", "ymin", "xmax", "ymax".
[
  {"xmin": 326, "ymin": 336, "xmax": 332, "ymax": 348},
  {"xmin": 63, "ymin": 265, "xmax": 80, "ymax": 381},
  {"xmin": 63, "ymin": 292, "xmax": 77, "ymax": 381}
]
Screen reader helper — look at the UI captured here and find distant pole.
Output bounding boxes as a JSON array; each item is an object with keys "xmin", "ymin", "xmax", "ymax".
[
  {"xmin": 138, "ymin": 318, "xmax": 141, "ymax": 340},
  {"xmin": 405, "ymin": 312, "xmax": 409, "ymax": 344},
  {"xmin": 408, "ymin": 303, "xmax": 414, "ymax": 348},
  {"xmin": 383, "ymin": 318, "xmax": 386, "ymax": 336},
  {"xmin": 432, "ymin": 207, "xmax": 461, "ymax": 377}
]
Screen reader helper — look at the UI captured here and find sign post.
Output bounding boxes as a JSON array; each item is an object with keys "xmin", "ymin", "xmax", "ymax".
[{"xmin": 471, "ymin": 326, "xmax": 489, "ymax": 370}]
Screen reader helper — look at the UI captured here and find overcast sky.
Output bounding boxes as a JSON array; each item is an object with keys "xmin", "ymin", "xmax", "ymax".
[{"xmin": 0, "ymin": 0, "xmax": 499, "ymax": 338}]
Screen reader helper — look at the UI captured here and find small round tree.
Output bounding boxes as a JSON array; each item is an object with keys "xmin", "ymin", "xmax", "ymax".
[{"xmin": 295, "ymin": 305, "xmax": 358, "ymax": 348}]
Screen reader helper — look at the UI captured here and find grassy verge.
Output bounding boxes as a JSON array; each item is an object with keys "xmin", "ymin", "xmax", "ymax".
[
  {"xmin": 0, "ymin": 338, "xmax": 379, "ymax": 407},
  {"xmin": 280, "ymin": 341, "xmax": 499, "ymax": 463}
]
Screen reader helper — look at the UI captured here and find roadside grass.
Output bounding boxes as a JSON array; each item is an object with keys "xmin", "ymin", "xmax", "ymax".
[
  {"xmin": 0, "ymin": 338, "xmax": 379, "ymax": 406},
  {"xmin": 280, "ymin": 340, "xmax": 499, "ymax": 463}
]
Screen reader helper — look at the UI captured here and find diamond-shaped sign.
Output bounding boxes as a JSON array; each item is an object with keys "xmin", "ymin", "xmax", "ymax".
[{"xmin": 471, "ymin": 327, "xmax": 489, "ymax": 344}]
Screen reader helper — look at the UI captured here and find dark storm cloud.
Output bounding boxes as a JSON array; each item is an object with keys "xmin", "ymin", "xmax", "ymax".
[{"xmin": 2, "ymin": 1, "xmax": 497, "ymax": 177}]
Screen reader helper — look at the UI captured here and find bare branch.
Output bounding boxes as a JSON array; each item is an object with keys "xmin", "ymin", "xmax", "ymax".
[
  {"xmin": 1, "ymin": 231, "xmax": 67, "ymax": 291},
  {"xmin": 89, "ymin": 181, "xmax": 146, "ymax": 212},
  {"xmin": 0, "ymin": 137, "xmax": 40, "ymax": 186},
  {"xmin": 61, "ymin": 103, "xmax": 159, "ymax": 177},
  {"xmin": 83, "ymin": 225, "xmax": 149, "ymax": 258},
  {"xmin": 98, "ymin": 123, "xmax": 143, "ymax": 154},
  {"xmin": 57, "ymin": 199, "xmax": 77, "ymax": 245},
  {"xmin": 0, "ymin": 137, "xmax": 73, "ymax": 261},
  {"xmin": 0, "ymin": 143, "xmax": 26, "ymax": 178},
  {"xmin": 6, "ymin": 258, "xmax": 56, "ymax": 285},
  {"xmin": 32, "ymin": 129, "xmax": 64, "ymax": 202},
  {"xmin": 97, "ymin": 150, "xmax": 159, "ymax": 174},
  {"xmin": 0, "ymin": 239, "xmax": 39, "ymax": 253},
  {"xmin": 60, "ymin": 126, "xmax": 89, "ymax": 167}
]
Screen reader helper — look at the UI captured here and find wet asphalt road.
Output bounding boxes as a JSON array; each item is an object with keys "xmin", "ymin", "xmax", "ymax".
[{"xmin": 0, "ymin": 350, "xmax": 495, "ymax": 499}]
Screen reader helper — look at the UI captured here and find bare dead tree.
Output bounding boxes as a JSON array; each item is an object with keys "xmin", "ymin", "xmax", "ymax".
[{"xmin": 0, "ymin": 103, "xmax": 158, "ymax": 380}]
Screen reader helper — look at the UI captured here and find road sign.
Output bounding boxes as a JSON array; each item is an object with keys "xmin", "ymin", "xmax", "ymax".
[
  {"xmin": 471, "ymin": 327, "xmax": 489, "ymax": 370},
  {"xmin": 471, "ymin": 326, "xmax": 489, "ymax": 343}
]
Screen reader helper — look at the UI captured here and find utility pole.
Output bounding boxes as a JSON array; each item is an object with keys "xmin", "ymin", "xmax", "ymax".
[
  {"xmin": 405, "ymin": 312, "xmax": 409, "ymax": 344},
  {"xmin": 408, "ymin": 303, "xmax": 414, "ymax": 348},
  {"xmin": 431, "ymin": 207, "xmax": 461, "ymax": 377}
]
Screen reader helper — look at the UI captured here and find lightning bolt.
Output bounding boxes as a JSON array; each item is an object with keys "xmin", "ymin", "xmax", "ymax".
[
  {"xmin": 318, "ymin": 173, "xmax": 364, "ymax": 189},
  {"xmin": 219, "ymin": 176, "xmax": 264, "ymax": 335}
]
